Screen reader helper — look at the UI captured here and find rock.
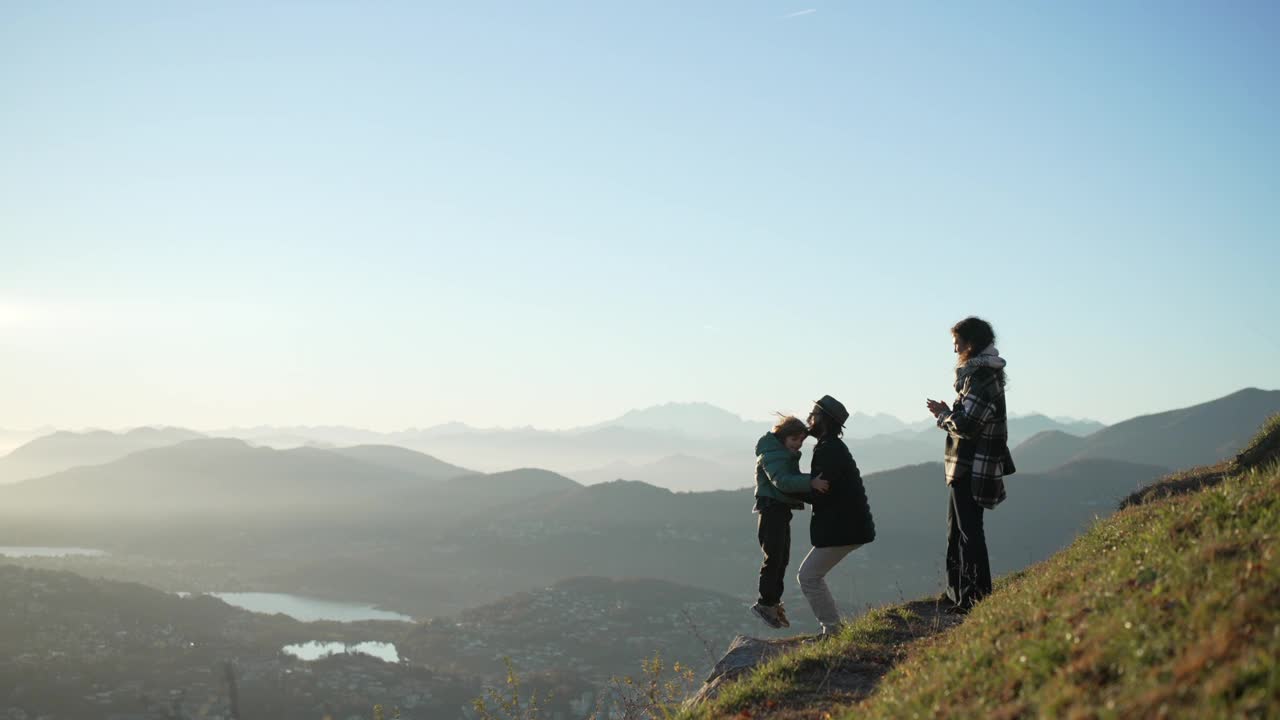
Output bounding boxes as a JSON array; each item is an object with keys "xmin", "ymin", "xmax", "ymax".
[{"xmin": 682, "ymin": 635, "xmax": 800, "ymax": 709}]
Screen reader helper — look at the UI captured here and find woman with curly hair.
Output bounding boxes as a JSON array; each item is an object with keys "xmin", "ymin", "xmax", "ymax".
[{"xmin": 926, "ymin": 316, "xmax": 1015, "ymax": 614}]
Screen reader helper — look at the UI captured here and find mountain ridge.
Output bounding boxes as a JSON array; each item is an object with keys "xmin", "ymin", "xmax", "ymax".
[{"xmin": 1012, "ymin": 387, "xmax": 1280, "ymax": 472}]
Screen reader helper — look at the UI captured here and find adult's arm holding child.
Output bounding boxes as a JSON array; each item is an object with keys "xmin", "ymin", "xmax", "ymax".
[{"xmin": 758, "ymin": 447, "xmax": 826, "ymax": 494}]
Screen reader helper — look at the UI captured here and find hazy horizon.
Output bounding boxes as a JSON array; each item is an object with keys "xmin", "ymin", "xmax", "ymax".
[{"xmin": 3, "ymin": 391, "xmax": 1265, "ymax": 436}]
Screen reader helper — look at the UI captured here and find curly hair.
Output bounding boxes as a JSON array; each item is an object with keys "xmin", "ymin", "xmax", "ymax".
[{"xmin": 951, "ymin": 316, "xmax": 1006, "ymax": 387}]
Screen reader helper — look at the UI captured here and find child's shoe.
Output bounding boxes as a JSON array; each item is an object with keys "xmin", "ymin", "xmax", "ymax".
[
  {"xmin": 750, "ymin": 602, "xmax": 783, "ymax": 629},
  {"xmin": 775, "ymin": 603, "xmax": 792, "ymax": 628}
]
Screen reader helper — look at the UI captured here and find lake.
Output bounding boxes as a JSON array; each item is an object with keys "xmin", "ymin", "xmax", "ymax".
[
  {"xmin": 194, "ymin": 591, "xmax": 414, "ymax": 623},
  {"xmin": 282, "ymin": 641, "xmax": 400, "ymax": 663}
]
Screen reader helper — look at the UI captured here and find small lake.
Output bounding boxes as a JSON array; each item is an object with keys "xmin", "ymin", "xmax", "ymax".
[
  {"xmin": 282, "ymin": 641, "xmax": 400, "ymax": 663},
  {"xmin": 0, "ymin": 546, "xmax": 107, "ymax": 558},
  {"xmin": 192, "ymin": 592, "xmax": 414, "ymax": 623}
]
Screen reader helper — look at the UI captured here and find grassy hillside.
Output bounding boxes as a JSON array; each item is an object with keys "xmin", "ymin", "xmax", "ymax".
[{"xmin": 682, "ymin": 416, "xmax": 1280, "ymax": 719}]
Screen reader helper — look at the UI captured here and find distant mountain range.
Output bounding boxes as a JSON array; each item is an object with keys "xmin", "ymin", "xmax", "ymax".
[
  {"xmin": 1, "ymin": 390, "xmax": 1273, "ymax": 497},
  {"xmin": 1011, "ymin": 388, "xmax": 1280, "ymax": 473},
  {"xmin": 225, "ymin": 404, "xmax": 1107, "ymax": 481},
  {"xmin": 0, "ymin": 403, "xmax": 1110, "ymax": 490},
  {"xmin": 865, "ymin": 390, "xmax": 1279, "ymax": 478},
  {"xmin": 563, "ymin": 412, "xmax": 1110, "ymax": 488},
  {"xmin": 329, "ymin": 444, "xmax": 475, "ymax": 480},
  {"xmin": 570, "ymin": 454, "xmax": 745, "ymax": 491},
  {"xmin": 1, "ymin": 438, "xmax": 434, "ymax": 512},
  {"xmin": 836, "ymin": 413, "xmax": 1104, "ymax": 476},
  {"xmin": 0, "ymin": 427, "xmax": 53, "ymax": 457},
  {"xmin": 0, "ymin": 439, "xmax": 597, "ymax": 515},
  {"xmin": 0, "ymin": 426, "xmax": 204, "ymax": 484},
  {"xmin": 344, "ymin": 456, "xmax": 1173, "ymax": 618},
  {"xmin": 572, "ymin": 402, "xmax": 761, "ymax": 439},
  {"xmin": 2, "ymin": 388, "xmax": 1274, "ymax": 622}
]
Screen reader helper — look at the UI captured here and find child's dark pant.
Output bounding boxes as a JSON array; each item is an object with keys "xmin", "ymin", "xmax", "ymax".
[{"xmin": 757, "ymin": 504, "xmax": 793, "ymax": 606}]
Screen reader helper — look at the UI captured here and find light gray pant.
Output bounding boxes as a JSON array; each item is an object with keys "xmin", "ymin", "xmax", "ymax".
[{"xmin": 797, "ymin": 544, "xmax": 862, "ymax": 631}]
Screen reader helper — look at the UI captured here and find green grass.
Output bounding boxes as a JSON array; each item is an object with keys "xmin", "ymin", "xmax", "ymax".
[{"xmin": 683, "ymin": 420, "xmax": 1280, "ymax": 719}]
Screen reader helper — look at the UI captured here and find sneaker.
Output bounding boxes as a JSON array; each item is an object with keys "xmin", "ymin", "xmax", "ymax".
[
  {"xmin": 812, "ymin": 624, "xmax": 843, "ymax": 642},
  {"xmin": 775, "ymin": 603, "xmax": 792, "ymax": 628},
  {"xmin": 750, "ymin": 602, "xmax": 783, "ymax": 629}
]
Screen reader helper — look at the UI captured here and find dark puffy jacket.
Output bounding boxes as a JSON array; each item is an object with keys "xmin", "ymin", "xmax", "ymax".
[{"xmin": 808, "ymin": 435, "xmax": 876, "ymax": 547}]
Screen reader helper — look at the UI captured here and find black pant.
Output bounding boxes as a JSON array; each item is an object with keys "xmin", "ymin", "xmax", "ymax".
[
  {"xmin": 946, "ymin": 475, "xmax": 992, "ymax": 608},
  {"xmin": 757, "ymin": 504, "xmax": 792, "ymax": 606}
]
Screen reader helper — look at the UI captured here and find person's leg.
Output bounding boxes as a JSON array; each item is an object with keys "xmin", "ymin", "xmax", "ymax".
[
  {"xmin": 797, "ymin": 545, "xmax": 859, "ymax": 632},
  {"xmin": 776, "ymin": 511, "xmax": 792, "ymax": 626},
  {"xmin": 757, "ymin": 506, "xmax": 792, "ymax": 606},
  {"xmin": 949, "ymin": 477, "xmax": 989, "ymax": 608},
  {"xmin": 964, "ymin": 494, "xmax": 992, "ymax": 601},
  {"xmin": 945, "ymin": 485, "xmax": 963, "ymax": 606}
]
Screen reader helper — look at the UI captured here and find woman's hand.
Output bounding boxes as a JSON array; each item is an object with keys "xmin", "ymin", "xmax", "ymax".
[
  {"xmin": 810, "ymin": 473, "xmax": 830, "ymax": 494},
  {"xmin": 926, "ymin": 399, "xmax": 950, "ymax": 417}
]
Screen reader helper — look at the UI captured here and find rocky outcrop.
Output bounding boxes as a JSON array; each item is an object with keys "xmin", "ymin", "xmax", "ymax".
[
  {"xmin": 681, "ymin": 600, "xmax": 966, "ymax": 714},
  {"xmin": 682, "ymin": 635, "xmax": 803, "ymax": 708}
]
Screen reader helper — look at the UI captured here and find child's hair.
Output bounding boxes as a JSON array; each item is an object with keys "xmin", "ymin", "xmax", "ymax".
[{"xmin": 771, "ymin": 414, "xmax": 808, "ymax": 440}]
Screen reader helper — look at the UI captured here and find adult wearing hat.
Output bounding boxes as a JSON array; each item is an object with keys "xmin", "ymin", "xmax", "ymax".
[{"xmin": 797, "ymin": 395, "xmax": 876, "ymax": 636}]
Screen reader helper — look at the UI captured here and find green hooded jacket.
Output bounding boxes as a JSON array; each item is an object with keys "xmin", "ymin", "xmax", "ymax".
[{"xmin": 754, "ymin": 432, "xmax": 811, "ymax": 509}]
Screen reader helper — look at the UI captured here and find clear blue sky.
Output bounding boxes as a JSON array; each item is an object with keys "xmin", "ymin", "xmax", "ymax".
[{"xmin": 2, "ymin": 1, "xmax": 1278, "ymax": 430}]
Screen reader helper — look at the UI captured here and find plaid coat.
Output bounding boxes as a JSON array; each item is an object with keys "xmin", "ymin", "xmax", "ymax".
[{"xmin": 936, "ymin": 365, "xmax": 1015, "ymax": 509}]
